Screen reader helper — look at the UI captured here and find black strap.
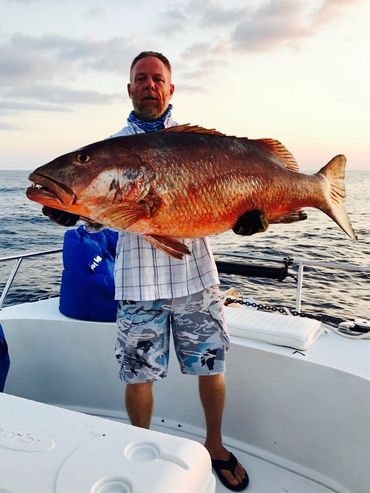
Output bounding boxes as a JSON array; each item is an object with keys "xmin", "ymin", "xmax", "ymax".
[{"xmin": 211, "ymin": 452, "xmax": 238, "ymax": 472}]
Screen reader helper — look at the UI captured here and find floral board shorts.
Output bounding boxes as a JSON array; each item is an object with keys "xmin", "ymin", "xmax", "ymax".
[{"xmin": 115, "ymin": 285, "xmax": 230, "ymax": 384}]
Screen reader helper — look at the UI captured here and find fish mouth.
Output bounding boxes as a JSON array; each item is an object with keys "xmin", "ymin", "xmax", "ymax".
[{"xmin": 26, "ymin": 172, "xmax": 76, "ymax": 207}]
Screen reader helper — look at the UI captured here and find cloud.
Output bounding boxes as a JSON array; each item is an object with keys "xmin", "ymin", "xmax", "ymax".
[
  {"xmin": 0, "ymin": 121, "xmax": 20, "ymax": 130},
  {"xmin": 156, "ymin": 1, "xmax": 247, "ymax": 35},
  {"xmin": 181, "ymin": 56, "xmax": 228, "ymax": 82},
  {"xmin": 0, "ymin": 33, "xmax": 138, "ymax": 96},
  {"xmin": 189, "ymin": 0, "xmax": 247, "ymax": 28},
  {"xmin": 157, "ymin": 0, "xmax": 365, "ymax": 55},
  {"xmin": 175, "ymin": 42, "xmax": 229, "ymax": 91},
  {"xmin": 5, "ymin": 33, "xmax": 133, "ymax": 75},
  {"xmin": 175, "ymin": 82, "xmax": 206, "ymax": 93},
  {"xmin": 85, "ymin": 6, "xmax": 106, "ymax": 19},
  {"xmin": 312, "ymin": 0, "xmax": 364, "ymax": 25},
  {"xmin": 155, "ymin": 1, "xmax": 242, "ymax": 81},
  {"xmin": 155, "ymin": 6, "xmax": 188, "ymax": 35},
  {"xmin": 2, "ymin": 0, "xmax": 361, "ymax": 119},
  {"xmin": 3, "ymin": 84, "xmax": 120, "ymax": 105},
  {"xmin": 231, "ymin": 0, "xmax": 365, "ymax": 52},
  {"xmin": 161, "ymin": 0, "xmax": 364, "ymax": 91},
  {"xmin": 231, "ymin": 0, "xmax": 310, "ymax": 52},
  {"xmin": 7, "ymin": 0, "xmax": 67, "ymax": 3},
  {"xmin": 0, "ymin": 33, "xmax": 130, "ymax": 123},
  {"xmin": 0, "ymin": 99, "xmax": 70, "ymax": 112},
  {"xmin": 0, "ymin": 43, "xmax": 50, "ymax": 84},
  {"xmin": 182, "ymin": 41, "xmax": 230, "ymax": 60}
]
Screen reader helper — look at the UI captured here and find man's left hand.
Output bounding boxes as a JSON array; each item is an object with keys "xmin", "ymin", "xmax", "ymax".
[{"xmin": 233, "ymin": 210, "xmax": 269, "ymax": 236}]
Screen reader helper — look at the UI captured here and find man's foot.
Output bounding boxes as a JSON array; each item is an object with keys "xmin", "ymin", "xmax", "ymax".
[{"xmin": 206, "ymin": 445, "xmax": 249, "ymax": 491}]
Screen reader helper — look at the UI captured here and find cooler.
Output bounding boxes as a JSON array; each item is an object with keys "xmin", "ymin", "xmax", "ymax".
[{"xmin": 0, "ymin": 394, "xmax": 215, "ymax": 493}]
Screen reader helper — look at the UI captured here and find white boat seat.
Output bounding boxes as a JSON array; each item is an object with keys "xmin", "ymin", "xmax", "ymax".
[
  {"xmin": 224, "ymin": 306, "xmax": 322, "ymax": 351},
  {"xmin": 0, "ymin": 298, "xmax": 322, "ymax": 352}
]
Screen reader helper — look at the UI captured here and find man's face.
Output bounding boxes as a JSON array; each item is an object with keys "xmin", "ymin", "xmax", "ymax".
[{"xmin": 128, "ymin": 56, "xmax": 174, "ymax": 121}]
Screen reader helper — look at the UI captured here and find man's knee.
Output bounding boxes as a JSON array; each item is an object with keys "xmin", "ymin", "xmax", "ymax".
[
  {"xmin": 126, "ymin": 381, "xmax": 153, "ymax": 396},
  {"xmin": 199, "ymin": 373, "xmax": 225, "ymax": 389}
]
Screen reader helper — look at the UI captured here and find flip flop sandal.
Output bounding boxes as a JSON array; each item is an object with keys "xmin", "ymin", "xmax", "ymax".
[{"xmin": 211, "ymin": 451, "xmax": 249, "ymax": 491}]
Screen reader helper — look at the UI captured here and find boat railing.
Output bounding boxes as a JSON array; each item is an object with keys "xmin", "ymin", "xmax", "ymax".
[
  {"xmin": 214, "ymin": 251, "xmax": 370, "ymax": 313},
  {"xmin": 0, "ymin": 248, "xmax": 369, "ymax": 313},
  {"xmin": 0, "ymin": 248, "xmax": 62, "ymax": 310}
]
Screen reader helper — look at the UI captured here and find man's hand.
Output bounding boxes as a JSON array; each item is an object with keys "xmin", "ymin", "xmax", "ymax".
[
  {"xmin": 233, "ymin": 210, "xmax": 269, "ymax": 236},
  {"xmin": 42, "ymin": 206, "xmax": 80, "ymax": 227},
  {"xmin": 83, "ymin": 220, "xmax": 104, "ymax": 232}
]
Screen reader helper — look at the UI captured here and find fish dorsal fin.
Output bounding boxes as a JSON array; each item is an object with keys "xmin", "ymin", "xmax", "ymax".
[
  {"xmin": 161, "ymin": 124, "xmax": 226, "ymax": 137},
  {"xmin": 256, "ymin": 138, "xmax": 299, "ymax": 172}
]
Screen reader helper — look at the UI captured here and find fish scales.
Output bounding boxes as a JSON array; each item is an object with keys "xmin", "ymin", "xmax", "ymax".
[
  {"xmin": 26, "ymin": 125, "xmax": 357, "ymax": 258},
  {"xmin": 130, "ymin": 135, "xmax": 308, "ymax": 236},
  {"xmin": 127, "ymin": 137, "xmax": 256, "ymax": 237}
]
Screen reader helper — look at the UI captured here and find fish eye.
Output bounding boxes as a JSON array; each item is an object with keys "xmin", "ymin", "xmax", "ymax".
[{"xmin": 77, "ymin": 153, "xmax": 90, "ymax": 164}]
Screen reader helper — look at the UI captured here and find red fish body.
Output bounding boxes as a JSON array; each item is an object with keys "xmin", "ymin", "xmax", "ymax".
[{"xmin": 26, "ymin": 125, "xmax": 356, "ymax": 257}]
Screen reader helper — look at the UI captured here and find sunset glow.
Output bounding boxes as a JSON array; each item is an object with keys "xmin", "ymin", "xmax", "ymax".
[{"xmin": 1, "ymin": 0, "xmax": 369, "ymax": 171}]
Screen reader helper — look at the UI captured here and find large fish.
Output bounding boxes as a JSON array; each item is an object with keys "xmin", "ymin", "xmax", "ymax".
[{"xmin": 26, "ymin": 125, "xmax": 356, "ymax": 258}]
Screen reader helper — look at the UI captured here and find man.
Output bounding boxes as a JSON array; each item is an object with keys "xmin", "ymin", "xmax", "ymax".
[
  {"xmin": 43, "ymin": 51, "xmax": 266, "ymax": 491},
  {"xmin": 111, "ymin": 51, "xmax": 249, "ymax": 491}
]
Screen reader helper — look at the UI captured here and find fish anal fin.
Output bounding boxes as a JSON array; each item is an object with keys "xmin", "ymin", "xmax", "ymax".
[
  {"xmin": 257, "ymin": 138, "xmax": 299, "ymax": 172},
  {"xmin": 161, "ymin": 124, "xmax": 226, "ymax": 137},
  {"xmin": 144, "ymin": 235, "xmax": 191, "ymax": 259},
  {"xmin": 97, "ymin": 201, "xmax": 149, "ymax": 230},
  {"xmin": 270, "ymin": 209, "xmax": 308, "ymax": 224}
]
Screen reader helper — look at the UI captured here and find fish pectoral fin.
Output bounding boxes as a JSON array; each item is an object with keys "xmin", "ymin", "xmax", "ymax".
[
  {"xmin": 270, "ymin": 209, "xmax": 308, "ymax": 224},
  {"xmin": 233, "ymin": 210, "xmax": 269, "ymax": 236},
  {"xmin": 97, "ymin": 201, "xmax": 149, "ymax": 230},
  {"xmin": 144, "ymin": 235, "xmax": 191, "ymax": 259}
]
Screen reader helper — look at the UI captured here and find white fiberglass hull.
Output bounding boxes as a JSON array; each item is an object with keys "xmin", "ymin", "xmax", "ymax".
[{"xmin": 1, "ymin": 298, "xmax": 370, "ymax": 492}]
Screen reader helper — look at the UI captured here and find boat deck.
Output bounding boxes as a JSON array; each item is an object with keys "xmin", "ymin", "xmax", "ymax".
[
  {"xmin": 0, "ymin": 393, "xmax": 337, "ymax": 493},
  {"xmin": 157, "ymin": 426, "xmax": 336, "ymax": 493},
  {"xmin": 89, "ymin": 412, "xmax": 340, "ymax": 493},
  {"xmin": 1, "ymin": 297, "xmax": 364, "ymax": 493}
]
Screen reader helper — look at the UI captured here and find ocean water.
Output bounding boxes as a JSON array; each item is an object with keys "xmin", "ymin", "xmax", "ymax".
[{"xmin": 0, "ymin": 169, "xmax": 369, "ymax": 322}]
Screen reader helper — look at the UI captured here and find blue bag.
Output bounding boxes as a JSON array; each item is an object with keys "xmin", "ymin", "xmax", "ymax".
[
  {"xmin": 0, "ymin": 323, "xmax": 10, "ymax": 392},
  {"xmin": 59, "ymin": 226, "xmax": 118, "ymax": 322}
]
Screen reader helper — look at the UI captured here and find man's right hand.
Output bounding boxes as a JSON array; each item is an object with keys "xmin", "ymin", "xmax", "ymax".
[{"xmin": 42, "ymin": 206, "xmax": 80, "ymax": 227}]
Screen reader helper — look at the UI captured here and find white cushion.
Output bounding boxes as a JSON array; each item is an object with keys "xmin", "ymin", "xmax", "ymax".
[{"xmin": 224, "ymin": 306, "xmax": 322, "ymax": 351}]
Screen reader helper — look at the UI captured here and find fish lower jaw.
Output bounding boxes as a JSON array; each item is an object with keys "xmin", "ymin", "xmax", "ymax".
[
  {"xmin": 26, "ymin": 185, "xmax": 64, "ymax": 206},
  {"xmin": 28, "ymin": 173, "xmax": 76, "ymax": 207}
]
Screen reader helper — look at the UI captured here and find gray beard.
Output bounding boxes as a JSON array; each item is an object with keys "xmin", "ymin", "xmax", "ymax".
[{"xmin": 133, "ymin": 101, "xmax": 163, "ymax": 121}]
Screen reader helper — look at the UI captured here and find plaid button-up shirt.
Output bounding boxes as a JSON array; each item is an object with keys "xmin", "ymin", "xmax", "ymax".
[{"xmin": 111, "ymin": 117, "xmax": 220, "ymax": 301}]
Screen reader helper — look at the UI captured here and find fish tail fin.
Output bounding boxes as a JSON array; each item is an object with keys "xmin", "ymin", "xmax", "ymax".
[{"xmin": 316, "ymin": 154, "xmax": 357, "ymax": 240}]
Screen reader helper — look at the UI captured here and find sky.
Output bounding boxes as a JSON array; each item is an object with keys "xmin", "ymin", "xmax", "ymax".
[{"xmin": 0, "ymin": 0, "xmax": 369, "ymax": 171}]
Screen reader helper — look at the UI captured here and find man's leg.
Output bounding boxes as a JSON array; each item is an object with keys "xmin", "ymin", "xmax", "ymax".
[
  {"xmin": 125, "ymin": 382, "xmax": 153, "ymax": 429},
  {"xmin": 172, "ymin": 287, "xmax": 248, "ymax": 489},
  {"xmin": 116, "ymin": 299, "xmax": 170, "ymax": 429},
  {"xmin": 199, "ymin": 374, "xmax": 247, "ymax": 488}
]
